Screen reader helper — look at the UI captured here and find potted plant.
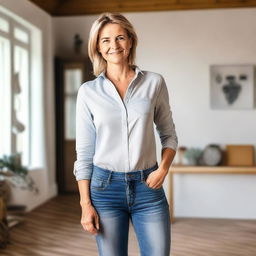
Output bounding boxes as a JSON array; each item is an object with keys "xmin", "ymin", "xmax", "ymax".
[{"xmin": 0, "ymin": 153, "xmax": 39, "ymax": 203}]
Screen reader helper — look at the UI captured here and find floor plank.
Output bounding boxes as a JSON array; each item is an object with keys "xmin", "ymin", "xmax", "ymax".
[{"xmin": 1, "ymin": 194, "xmax": 256, "ymax": 255}]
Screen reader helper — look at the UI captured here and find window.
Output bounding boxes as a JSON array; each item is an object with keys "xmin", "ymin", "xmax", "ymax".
[{"xmin": 0, "ymin": 12, "xmax": 31, "ymax": 166}]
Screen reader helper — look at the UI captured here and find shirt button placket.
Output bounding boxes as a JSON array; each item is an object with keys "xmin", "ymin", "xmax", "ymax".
[{"xmin": 123, "ymin": 90, "xmax": 130, "ymax": 171}]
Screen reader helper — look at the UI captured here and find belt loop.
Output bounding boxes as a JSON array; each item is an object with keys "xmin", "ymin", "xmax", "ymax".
[
  {"xmin": 107, "ymin": 170, "xmax": 112, "ymax": 184},
  {"xmin": 140, "ymin": 170, "xmax": 144, "ymax": 182}
]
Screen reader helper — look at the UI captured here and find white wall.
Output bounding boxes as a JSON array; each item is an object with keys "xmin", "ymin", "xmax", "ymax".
[
  {"xmin": 0, "ymin": 0, "xmax": 57, "ymax": 211},
  {"xmin": 54, "ymin": 8, "xmax": 256, "ymax": 219}
]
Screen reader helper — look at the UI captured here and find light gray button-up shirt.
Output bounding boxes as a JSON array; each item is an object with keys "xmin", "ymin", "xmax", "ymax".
[{"xmin": 73, "ymin": 65, "xmax": 178, "ymax": 181}]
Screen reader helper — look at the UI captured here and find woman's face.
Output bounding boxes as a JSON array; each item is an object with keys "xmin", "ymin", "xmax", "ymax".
[{"xmin": 97, "ymin": 23, "xmax": 132, "ymax": 65}]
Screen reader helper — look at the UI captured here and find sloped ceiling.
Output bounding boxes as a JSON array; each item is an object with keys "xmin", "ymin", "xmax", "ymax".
[{"xmin": 28, "ymin": 0, "xmax": 256, "ymax": 16}]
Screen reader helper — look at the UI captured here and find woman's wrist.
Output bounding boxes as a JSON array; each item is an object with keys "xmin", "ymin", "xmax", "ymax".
[
  {"xmin": 80, "ymin": 200, "xmax": 92, "ymax": 207},
  {"xmin": 159, "ymin": 164, "xmax": 169, "ymax": 175}
]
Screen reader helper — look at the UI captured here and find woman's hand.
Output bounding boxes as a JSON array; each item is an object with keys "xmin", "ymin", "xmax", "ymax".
[
  {"xmin": 81, "ymin": 203, "xmax": 100, "ymax": 235},
  {"xmin": 145, "ymin": 168, "xmax": 168, "ymax": 189}
]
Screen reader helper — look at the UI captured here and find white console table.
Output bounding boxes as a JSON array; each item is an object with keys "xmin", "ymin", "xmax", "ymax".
[{"xmin": 169, "ymin": 165, "xmax": 256, "ymax": 223}]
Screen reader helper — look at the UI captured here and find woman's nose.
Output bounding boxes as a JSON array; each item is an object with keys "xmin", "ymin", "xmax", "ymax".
[{"xmin": 110, "ymin": 40, "xmax": 120, "ymax": 49}]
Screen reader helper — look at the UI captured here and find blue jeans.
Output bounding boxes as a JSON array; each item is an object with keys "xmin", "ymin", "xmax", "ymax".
[{"xmin": 90, "ymin": 162, "xmax": 171, "ymax": 256}]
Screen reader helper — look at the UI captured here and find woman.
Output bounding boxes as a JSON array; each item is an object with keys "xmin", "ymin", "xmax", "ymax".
[{"xmin": 73, "ymin": 12, "xmax": 178, "ymax": 256}]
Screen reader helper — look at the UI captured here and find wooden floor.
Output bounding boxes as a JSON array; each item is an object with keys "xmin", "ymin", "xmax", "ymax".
[{"xmin": 1, "ymin": 194, "xmax": 256, "ymax": 256}]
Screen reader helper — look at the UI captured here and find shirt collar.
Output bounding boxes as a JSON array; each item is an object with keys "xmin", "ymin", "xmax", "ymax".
[{"xmin": 98, "ymin": 65, "xmax": 144, "ymax": 79}]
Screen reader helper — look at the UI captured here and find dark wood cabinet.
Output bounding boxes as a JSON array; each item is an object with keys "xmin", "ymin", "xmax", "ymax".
[{"xmin": 54, "ymin": 56, "xmax": 94, "ymax": 193}]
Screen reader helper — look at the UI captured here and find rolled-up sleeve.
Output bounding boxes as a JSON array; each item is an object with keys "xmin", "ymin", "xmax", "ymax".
[
  {"xmin": 154, "ymin": 75, "xmax": 178, "ymax": 151},
  {"xmin": 73, "ymin": 84, "xmax": 96, "ymax": 181}
]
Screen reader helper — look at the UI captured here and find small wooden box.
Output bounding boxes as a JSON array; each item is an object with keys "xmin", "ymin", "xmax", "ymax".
[{"xmin": 226, "ymin": 145, "xmax": 255, "ymax": 166}]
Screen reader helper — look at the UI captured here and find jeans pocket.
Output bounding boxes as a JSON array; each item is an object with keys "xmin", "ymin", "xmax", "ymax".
[
  {"xmin": 143, "ymin": 177, "xmax": 163, "ymax": 191},
  {"xmin": 90, "ymin": 177, "xmax": 109, "ymax": 191}
]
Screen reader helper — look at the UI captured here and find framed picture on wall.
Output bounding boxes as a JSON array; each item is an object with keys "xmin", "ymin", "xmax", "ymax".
[{"xmin": 210, "ymin": 64, "xmax": 255, "ymax": 109}]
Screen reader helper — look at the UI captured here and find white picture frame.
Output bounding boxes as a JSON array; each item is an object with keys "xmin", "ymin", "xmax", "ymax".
[{"xmin": 210, "ymin": 64, "xmax": 255, "ymax": 109}]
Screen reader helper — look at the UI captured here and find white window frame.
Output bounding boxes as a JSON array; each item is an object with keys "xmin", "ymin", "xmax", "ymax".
[{"xmin": 0, "ymin": 11, "xmax": 32, "ymax": 165}]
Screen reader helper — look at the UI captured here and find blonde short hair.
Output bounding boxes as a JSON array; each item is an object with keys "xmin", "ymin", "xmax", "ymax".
[{"xmin": 88, "ymin": 12, "xmax": 138, "ymax": 77}]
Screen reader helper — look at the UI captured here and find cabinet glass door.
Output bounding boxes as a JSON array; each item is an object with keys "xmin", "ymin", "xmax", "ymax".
[{"xmin": 64, "ymin": 65, "xmax": 83, "ymax": 140}]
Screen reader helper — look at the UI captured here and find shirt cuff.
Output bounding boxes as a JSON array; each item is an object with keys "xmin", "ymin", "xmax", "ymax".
[
  {"xmin": 162, "ymin": 141, "xmax": 178, "ymax": 152},
  {"xmin": 73, "ymin": 161, "xmax": 93, "ymax": 181}
]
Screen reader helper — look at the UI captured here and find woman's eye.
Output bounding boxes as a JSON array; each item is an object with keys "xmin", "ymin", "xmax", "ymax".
[{"xmin": 101, "ymin": 37, "xmax": 124, "ymax": 43}]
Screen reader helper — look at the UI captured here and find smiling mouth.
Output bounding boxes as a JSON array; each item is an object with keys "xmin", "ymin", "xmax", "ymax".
[{"xmin": 109, "ymin": 51, "xmax": 123, "ymax": 54}]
